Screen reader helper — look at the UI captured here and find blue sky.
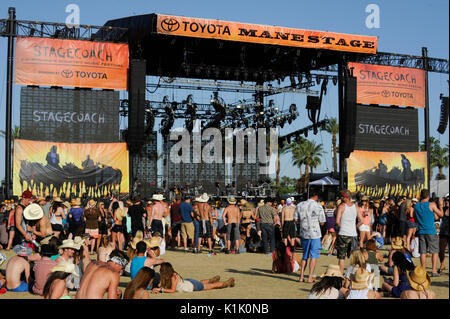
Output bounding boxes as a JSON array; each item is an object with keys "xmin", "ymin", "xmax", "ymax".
[{"xmin": 0, "ymin": 0, "xmax": 448, "ymax": 182}]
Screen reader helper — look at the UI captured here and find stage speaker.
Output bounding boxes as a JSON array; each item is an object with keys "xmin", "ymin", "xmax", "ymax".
[
  {"xmin": 437, "ymin": 96, "xmax": 449, "ymax": 135},
  {"xmin": 342, "ymin": 76, "xmax": 357, "ymax": 158},
  {"xmin": 128, "ymin": 59, "xmax": 147, "ymax": 154}
]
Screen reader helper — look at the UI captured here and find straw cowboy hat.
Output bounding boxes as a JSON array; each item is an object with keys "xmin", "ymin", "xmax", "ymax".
[
  {"xmin": 227, "ymin": 196, "xmax": 237, "ymax": 205},
  {"xmin": 391, "ymin": 237, "xmax": 405, "ymax": 250},
  {"xmin": 129, "ymin": 230, "xmax": 144, "ymax": 249},
  {"xmin": 243, "ymin": 202, "xmax": 254, "ymax": 211},
  {"xmin": 62, "ymin": 201, "xmax": 71, "ymax": 210},
  {"xmin": 321, "ymin": 264, "xmax": 344, "ymax": 278},
  {"xmin": 407, "ymin": 266, "xmax": 431, "ymax": 292},
  {"xmin": 58, "ymin": 239, "xmax": 78, "ymax": 250},
  {"xmin": 147, "ymin": 236, "xmax": 162, "ymax": 249},
  {"xmin": 51, "ymin": 261, "xmax": 79, "ymax": 276},
  {"xmin": 350, "ymin": 268, "xmax": 374, "ymax": 290},
  {"xmin": 257, "ymin": 199, "xmax": 265, "ymax": 207},
  {"xmin": 152, "ymin": 194, "xmax": 164, "ymax": 201},
  {"xmin": 361, "ymin": 196, "xmax": 369, "ymax": 202},
  {"xmin": 238, "ymin": 199, "xmax": 248, "ymax": 206},
  {"xmin": 71, "ymin": 198, "xmax": 82, "ymax": 206},
  {"xmin": 88, "ymin": 199, "xmax": 97, "ymax": 207},
  {"xmin": 52, "ymin": 196, "xmax": 63, "ymax": 203},
  {"xmin": 196, "ymin": 193, "xmax": 210, "ymax": 203},
  {"xmin": 23, "ymin": 203, "xmax": 44, "ymax": 220}
]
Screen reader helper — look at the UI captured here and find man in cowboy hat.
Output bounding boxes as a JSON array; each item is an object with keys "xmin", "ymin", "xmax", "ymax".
[
  {"xmin": 56, "ymin": 239, "xmax": 77, "ymax": 263},
  {"xmin": 148, "ymin": 194, "xmax": 167, "ymax": 236},
  {"xmin": 24, "ymin": 203, "xmax": 53, "ymax": 245},
  {"xmin": 76, "ymin": 249, "xmax": 129, "ymax": 299},
  {"xmin": 128, "ymin": 196, "xmax": 146, "ymax": 238},
  {"xmin": 196, "ymin": 193, "xmax": 214, "ymax": 254},
  {"xmin": 12, "ymin": 190, "xmax": 34, "ymax": 247},
  {"xmin": 222, "ymin": 196, "xmax": 241, "ymax": 254}
]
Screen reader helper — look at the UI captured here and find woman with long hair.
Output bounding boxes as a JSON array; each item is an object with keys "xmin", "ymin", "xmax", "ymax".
[
  {"xmin": 155, "ymin": 262, "xmax": 235, "ymax": 293},
  {"xmin": 344, "ymin": 249, "xmax": 373, "ymax": 290},
  {"xmin": 123, "ymin": 267, "xmax": 155, "ymax": 299},
  {"xmin": 49, "ymin": 200, "xmax": 66, "ymax": 239},
  {"xmin": 382, "ymin": 250, "xmax": 415, "ymax": 298},
  {"xmin": 97, "ymin": 235, "xmax": 115, "ymax": 262},
  {"xmin": 272, "ymin": 240, "xmax": 301, "ymax": 274},
  {"xmin": 308, "ymin": 264, "xmax": 348, "ymax": 299},
  {"xmin": 83, "ymin": 200, "xmax": 101, "ymax": 255},
  {"xmin": 43, "ymin": 261, "xmax": 78, "ymax": 299},
  {"xmin": 357, "ymin": 197, "xmax": 372, "ymax": 248}
]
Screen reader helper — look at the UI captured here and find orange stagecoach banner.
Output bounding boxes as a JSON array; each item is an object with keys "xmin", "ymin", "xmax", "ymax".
[
  {"xmin": 13, "ymin": 139, "xmax": 129, "ymax": 197},
  {"xmin": 348, "ymin": 62, "xmax": 426, "ymax": 108},
  {"xmin": 157, "ymin": 14, "xmax": 377, "ymax": 54},
  {"xmin": 348, "ymin": 150, "xmax": 427, "ymax": 198},
  {"xmin": 14, "ymin": 37, "xmax": 129, "ymax": 90}
]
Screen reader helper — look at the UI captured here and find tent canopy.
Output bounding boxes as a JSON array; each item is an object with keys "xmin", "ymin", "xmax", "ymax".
[{"xmin": 308, "ymin": 176, "xmax": 339, "ymax": 186}]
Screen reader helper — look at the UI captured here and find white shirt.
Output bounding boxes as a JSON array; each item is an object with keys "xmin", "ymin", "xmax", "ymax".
[{"xmin": 294, "ymin": 199, "xmax": 326, "ymax": 239}]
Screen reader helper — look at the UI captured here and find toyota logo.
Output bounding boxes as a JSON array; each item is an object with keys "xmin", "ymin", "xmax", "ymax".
[
  {"xmin": 61, "ymin": 69, "xmax": 73, "ymax": 78},
  {"xmin": 381, "ymin": 90, "xmax": 390, "ymax": 97},
  {"xmin": 160, "ymin": 18, "xmax": 180, "ymax": 32}
]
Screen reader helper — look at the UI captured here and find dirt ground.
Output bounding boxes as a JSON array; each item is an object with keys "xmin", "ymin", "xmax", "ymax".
[{"xmin": 0, "ymin": 245, "xmax": 448, "ymax": 300}]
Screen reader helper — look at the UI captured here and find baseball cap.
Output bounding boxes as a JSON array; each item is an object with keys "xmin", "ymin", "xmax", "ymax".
[{"xmin": 22, "ymin": 190, "xmax": 33, "ymax": 199}]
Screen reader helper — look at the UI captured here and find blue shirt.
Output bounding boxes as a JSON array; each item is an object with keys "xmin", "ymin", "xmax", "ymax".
[
  {"xmin": 179, "ymin": 202, "xmax": 193, "ymax": 223},
  {"xmin": 414, "ymin": 202, "xmax": 436, "ymax": 235},
  {"xmin": 130, "ymin": 256, "xmax": 146, "ymax": 280}
]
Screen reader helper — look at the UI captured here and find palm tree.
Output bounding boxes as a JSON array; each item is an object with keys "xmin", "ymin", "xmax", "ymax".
[
  {"xmin": 420, "ymin": 137, "xmax": 449, "ymax": 180},
  {"xmin": 0, "ymin": 125, "xmax": 20, "ymax": 141},
  {"xmin": 325, "ymin": 117, "xmax": 339, "ymax": 173}
]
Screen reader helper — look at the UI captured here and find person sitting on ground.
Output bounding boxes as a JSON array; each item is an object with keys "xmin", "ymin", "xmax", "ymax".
[
  {"xmin": 43, "ymin": 261, "xmax": 78, "ymax": 299},
  {"xmin": 130, "ymin": 239, "xmax": 165, "ymax": 280},
  {"xmin": 379, "ymin": 237, "xmax": 413, "ymax": 276},
  {"xmin": 151, "ymin": 231, "xmax": 166, "ymax": 256},
  {"xmin": 400, "ymin": 265, "xmax": 435, "ymax": 299},
  {"xmin": 4, "ymin": 244, "xmax": 33, "ymax": 292},
  {"xmin": 55, "ymin": 239, "xmax": 77, "ymax": 263},
  {"xmin": 154, "ymin": 262, "xmax": 235, "ymax": 293},
  {"xmin": 97, "ymin": 235, "xmax": 115, "ymax": 263},
  {"xmin": 382, "ymin": 250, "xmax": 415, "ymax": 298},
  {"xmin": 271, "ymin": 240, "xmax": 301, "ymax": 274},
  {"xmin": 31, "ymin": 244, "xmax": 58, "ymax": 296},
  {"xmin": 344, "ymin": 249, "xmax": 374, "ymax": 290},
  {"xmin": 76, "ymin": 249, "xmax": 129, "ymax": 299},
  {"xmin": 365, "ymin": 239, "xmax": 384, "ymax": 291},
  {"xmin": 123, "ymin": 267, "xmax": 155, "ymax": 299},
  {"xmin": 308, "ymin": 264, "xmax": 349, "ymax": 299},
  {"xmin": 346, "ymin": 267, "xmax": 382, "ymax": 299}
]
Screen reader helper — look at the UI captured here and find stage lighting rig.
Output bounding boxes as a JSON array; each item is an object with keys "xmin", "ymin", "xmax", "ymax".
[
  {"xmin": 160, "ymin": 105, "xmax": 175, "ymax": 136},
  {"xmin": 144, "ymin": 108, "xmax": 155, "ymax": 136}
]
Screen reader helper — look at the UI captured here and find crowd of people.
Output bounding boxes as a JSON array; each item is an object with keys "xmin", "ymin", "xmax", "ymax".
[{"xmin": 0, "ymin": 187, "xmax": 448, "ymax": 299}]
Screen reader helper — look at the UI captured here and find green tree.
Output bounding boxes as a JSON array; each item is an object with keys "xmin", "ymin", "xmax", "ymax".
[
  {"xmin": 420, "ymin": 137, "xmax": 449, "ymax": 180},
  {"xmin": 0, "ymin": 125, "xmax": 21, "ymax": 141},
  {"xmin": 325, "ymin": 117, "xmax": 339, "ymax": 173}
]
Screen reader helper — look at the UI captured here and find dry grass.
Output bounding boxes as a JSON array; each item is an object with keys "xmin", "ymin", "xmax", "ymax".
[{"xmin": 1, "ymin": 246, "xmax": 448, "ymax": 299}]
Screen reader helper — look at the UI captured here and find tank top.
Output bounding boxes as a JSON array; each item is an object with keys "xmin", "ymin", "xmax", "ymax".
[
  {"xmin": 338, "ymin": 204, "xmax": 357, "ymax": 237},
  {"xmin": 130, "ymin": 256, "xmax": 146, "ymax": 279},
  {"xmin": 367, "ymin": 251, "xmax": 378, "ymax": 265},
  {"xmin": 414, "ymin": 202, "xmax": 436, "ymax": 235},
  {"xmin": 362, "ymin": 208, "xmax": 370, "ymax": 225}
]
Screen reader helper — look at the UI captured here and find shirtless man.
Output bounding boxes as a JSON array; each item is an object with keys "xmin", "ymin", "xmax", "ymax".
[
  {"xmin": 76, "ymin": 249, "xmax": 128, "ymax": 299},
  {"xmin": 197, "ymin": 194, "xmax": 214, "ymax": 254},
  {"xmin": 222, "ymin": 196, "xmax": 242, "ymax": 254},
  {"xmin": 28, "ymin": 214, "xmax": 53, "ymax": 244},
  {"xmin": 281, "ymin": 198, "xmax": 296, "ymax": 247},
  {"xmin": 5, "ymin": 254, "xmax": 31, "ymax": 292},
  {"xmin": 149, "ymin": 194, "xmax": 167, "ymax": 236}
]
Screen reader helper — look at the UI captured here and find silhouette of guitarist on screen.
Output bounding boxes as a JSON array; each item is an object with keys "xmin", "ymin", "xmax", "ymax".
[
  {"xmin": 46, "ymin": 145, "xmax": 60, "ymax": 169},
  {"xmin": 401, "ymin": 154, "xmax": 412, "ymax": 182},
  {"xmin": 82, "ymin": 155, "xmax": 95, "ymax": 170}
]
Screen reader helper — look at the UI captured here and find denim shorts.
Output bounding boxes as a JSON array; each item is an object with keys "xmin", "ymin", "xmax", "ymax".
[{"xmin": 185, "ymin": 278, "xmax": 204, "ymax": 291}]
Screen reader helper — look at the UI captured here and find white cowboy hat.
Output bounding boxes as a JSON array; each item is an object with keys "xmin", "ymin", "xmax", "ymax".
[
  {"xmin": 196, "ymin": 193, "xmax": 210, "ymax": 203},
  {"xmin": 228, "ymin": 196, "xmax": 237, "ymax": 205},
  {"xmin": 73, "ymin": 236, "xmax": 86, "ymax": 250},
  {"xmin": 58, "ymin": 239, "xmax": 77, "ymax": 250},
  {"xmin": 151, "ymin": 194, "xmax": 164, "ymax": 201},
  {"xmin": 51, "ymin": 261, "xmax": 79, "ymax": 276},
  {"xmin": 23, "ymin": 203, "xmax": 44, "ymax": 220}
]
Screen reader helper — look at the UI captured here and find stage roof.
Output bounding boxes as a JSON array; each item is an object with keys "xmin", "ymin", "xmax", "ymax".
[{"xmin": 104, "ymin": 13, "xmax": 378, "ymax": 82}]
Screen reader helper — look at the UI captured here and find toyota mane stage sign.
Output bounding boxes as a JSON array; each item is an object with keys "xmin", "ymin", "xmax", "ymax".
[
  {"xmin": 14, "ymin": 37, "xmax": 129, "ymax": 90},
  {"xmin": 157, "ymin": 14, "xmax": 377, "ymax": 54}
]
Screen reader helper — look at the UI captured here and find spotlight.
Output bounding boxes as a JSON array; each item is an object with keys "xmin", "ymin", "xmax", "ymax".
[
  {"xmin": 332, "ymin": 76, "xmax": 338, "ymax": 86},
  {"xmin": 145, "ymin": 108, "xmax": 155, "ymax": 135},
  {"xmin": 289, "ymin": 75, "xmax": 296, "ymax": 87},
  {"xmin": 304, "ymin": 130, "xmax": 308, "ymax": 138},
  {"xmin": 307, "ymin": 73, "xmax": 312, "ymax": 82},
  {"xmin": 289, "ymin": 104, "xmax": 297, "ymax": 114},
  {"xmin": 297, "ymin": 73, "xmax": 303, "ymax": 84},
  {"xmin": 316, "ymin": 75, "xmax": 321, "ymax": 85}
]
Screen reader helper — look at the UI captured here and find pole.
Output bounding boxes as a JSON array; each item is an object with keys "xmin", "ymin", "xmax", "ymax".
[
  {"xmin": 422, "ymin": 47, "xmax": 431, "ymax": 189},
  {"xmin": 338, "ymin": 59, "xmax": 345, "ymax": 190},
  {"xmin": 5, "ymin": 7, "xmax": 16, "ymax": 199}
]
